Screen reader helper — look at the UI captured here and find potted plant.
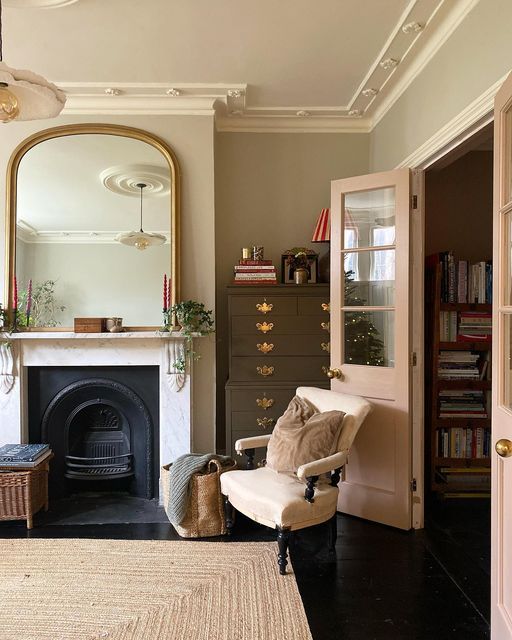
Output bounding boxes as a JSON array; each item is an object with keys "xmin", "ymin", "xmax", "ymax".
[
  {"xmin": 285, "ymin": 248, "xmax": 315, "ymax": 284},
  {"xmin": 169, "ymin": 300, "xmax": 214, "ymax": 372}
]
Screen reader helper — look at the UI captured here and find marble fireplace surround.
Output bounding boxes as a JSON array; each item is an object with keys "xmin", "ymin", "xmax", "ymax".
[{"xmin": 0, "ymin": 332, "xmax": 193, "ymax": 472}]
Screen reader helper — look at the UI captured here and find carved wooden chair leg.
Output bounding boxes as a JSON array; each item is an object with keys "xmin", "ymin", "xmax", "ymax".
[
  {"xmin": 223, "ymin": 495, "xmax": 235, "ymax": 535},
  {"xmin": 328, "ymin": 514, "xmax": 338, "ymax": 554},
  {"xmin": 277, "ymin": 527, "xmax": 291, "ymax": 575}
]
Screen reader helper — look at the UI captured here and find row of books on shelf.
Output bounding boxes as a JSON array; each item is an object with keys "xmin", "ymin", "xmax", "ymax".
[
  {"xmin": 435, "ymin": 466, "xmax": 491, "ymax": 490},
  {"xmin": 437, "ymin": 350, "xmax": 491, "ymax": 380},
  {"xmin": 0, "ymin": 444, "xmax": 50, "ymax": 468},
  {"xmin": 439, "ymin": 311, "xmax": 492, "ymax": 342},
  {"xmin": 430, "ymin": 252, "xmax": 492, "ymax": 303},
  {"xmin": 233, "ymin": 259, "xmax": 277, "ymax": 285},
  {"xmin": 438, "ymin": 390, "xmax": 489, "ymax": 418},
  {"xmin": 435, "ymin": 427, "xmax": 491, "ymax": 459}
]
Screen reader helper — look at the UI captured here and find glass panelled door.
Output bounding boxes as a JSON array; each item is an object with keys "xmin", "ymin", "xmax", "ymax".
[
  {"xmin": 330, "ymin": 169, "xmax": 411, "ymax": 530},
  {"xmin": 491, "ymin": 72, "xmax": 512, "ymax": 640}
]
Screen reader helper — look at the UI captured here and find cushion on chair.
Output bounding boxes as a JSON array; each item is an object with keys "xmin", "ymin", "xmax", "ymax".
[
  {"xmin": 220, "ymin": 467, "xmax": 338, "ymax": 531},
  {"xmin": 296, "ymin": 387, "xmax": 372, "ymax": 453},
  {"xmin": 266, "ymin": 401, "xmax": 345, "ymax": 473}
]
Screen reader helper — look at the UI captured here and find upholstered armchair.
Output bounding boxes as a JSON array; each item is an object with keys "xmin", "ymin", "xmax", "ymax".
[{"xmin": 220, "ymin": 386, "xmax": 372, "ymax": 574}]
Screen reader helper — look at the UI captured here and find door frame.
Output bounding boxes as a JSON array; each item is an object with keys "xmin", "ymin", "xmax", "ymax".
[{"xmin": 396, "ymin": 109, "xmax": 495, "ymax": 529}]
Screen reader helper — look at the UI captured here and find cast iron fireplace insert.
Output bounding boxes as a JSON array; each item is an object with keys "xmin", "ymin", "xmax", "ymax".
[{"xmin": 28, "ymin": 366, "xmax": 159, "ymax": 499}]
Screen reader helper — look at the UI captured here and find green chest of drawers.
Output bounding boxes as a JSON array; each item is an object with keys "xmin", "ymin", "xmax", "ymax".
[{"xmin": 225, "ymin": 284, "xmax": 330, "ymax": 459}]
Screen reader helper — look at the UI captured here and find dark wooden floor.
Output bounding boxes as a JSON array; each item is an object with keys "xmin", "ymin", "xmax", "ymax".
[{"xmin": 0, "ymin": 502, "xmax": 490, "ymax": 640}]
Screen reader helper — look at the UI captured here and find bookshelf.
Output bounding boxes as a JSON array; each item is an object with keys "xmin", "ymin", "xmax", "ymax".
[{"xmin": 426, "ymin": 256, "xmax": 492, "ymax": 498}]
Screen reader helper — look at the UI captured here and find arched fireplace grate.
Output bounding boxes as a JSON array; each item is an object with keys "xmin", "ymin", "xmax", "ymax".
[{"xmin": 65, "ymin": 401, "xmax": 134, "ymax": 480}]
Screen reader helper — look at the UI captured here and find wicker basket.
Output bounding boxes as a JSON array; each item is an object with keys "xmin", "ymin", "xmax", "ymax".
[
  {"xmin": 161, "ymin": 458, "xmax": 236, "ymax": 538},
  {"xmin": 0, "ymin": 464, "xmax": 50, "ymax": 529}
]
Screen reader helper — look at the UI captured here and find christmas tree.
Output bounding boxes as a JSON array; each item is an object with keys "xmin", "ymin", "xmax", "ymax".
[{"xmin": 344, "ymin": 270, "xmax": 385, "ymax": 366}]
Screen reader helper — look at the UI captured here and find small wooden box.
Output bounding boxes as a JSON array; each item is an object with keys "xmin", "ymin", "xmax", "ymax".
[{"xmin": 74, "ymin": 317, "xmax": 107, "ymax": 333}]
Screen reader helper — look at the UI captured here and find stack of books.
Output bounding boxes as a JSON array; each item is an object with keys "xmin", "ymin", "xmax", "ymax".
[
  {"xmin": 437, "ymin": 351, "xmax": 480, "ymax": 380},
  {"xmin": 438, "ymin": 390, "xmax": 488, "ymax": 419},
  {"xmin": 436, "ymin": 427, "xmax": 491, "ymax": 459},
  {"xmin": 429, "ymin": 252, "xmax": 492, "ymax": 303},
  {"xmin": 233, "ymin": 259, "xmax": 277, "ymax": 285},
  {"xmin": 458, "ymin": 311, "xmax": 492, "ymax": 342},
  {"xmin": 0, "ymin": 444, "xmax": 51, "ymax": 468}
]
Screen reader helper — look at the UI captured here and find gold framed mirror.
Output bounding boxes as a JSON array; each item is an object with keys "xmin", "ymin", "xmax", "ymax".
[{"xmin": 4, "ymin": 123, "xmax": 180, "ymax": 330}]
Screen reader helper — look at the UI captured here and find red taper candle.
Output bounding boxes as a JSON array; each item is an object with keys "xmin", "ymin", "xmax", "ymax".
[
  {"xmin": 163, "ymin": 274, "xmax": 168, "ymax": 311},
  {"xmin": 13, "ymin": 276, "xmax": 18, "ymax": 311},
  {"xmin": 26, "ymin": 279, "xmax": 33, "ymax": 317},
  {"xmin": 167, "ymin": 276, "xmax": 171, "ymax": 311}
]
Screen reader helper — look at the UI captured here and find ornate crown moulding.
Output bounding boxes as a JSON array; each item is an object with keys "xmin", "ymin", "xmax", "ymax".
[
  {"xmin": 379, "ymin": 58, "xmax": 399, "ymax": 70},
  {"xmin": 3, "ymin": 0, "xmax": 79, "ymax": 7},
  {"xmin": 99, "ymin": 164, "xmax": 171, "ymax": 198},
  {"xmin": 60, "ymin": 82, "xmax": 247, "ymax": 116},
  {"xmin": 16, "ymin": 224, "xmax": 170, "ymax": 245},
  {"xmin": 402, "ymin": 21, "xmax": 423, "ymax": 34}
]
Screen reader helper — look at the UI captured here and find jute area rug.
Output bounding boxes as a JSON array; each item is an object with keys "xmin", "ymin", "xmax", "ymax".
[{"xmin": 0, "ymin": 539, "xmax": 312, "ymax": 640}]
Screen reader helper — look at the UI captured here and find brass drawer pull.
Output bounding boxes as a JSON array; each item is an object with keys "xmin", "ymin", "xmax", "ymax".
[
  {"xmin": 256, "ymin": 322, "xmax": 274, "ymax": 334},
  {"xmin": 322, "ymin": 303, "xmax": 330, "ymax": 312},
  {"xmin": 257, "ymin": 342, "xmax": 274, "ymax": 354},
  {"xmin": 321, "ymin": 342, "xmax": 330, "ymax": 353},
  {"xmin": 256, "ymin": 301, "xmax": 273, "ymax": 314},
  {"xmin": 257, "ymin": 365, "xmax": 274, "ymax": 377},
  {"xmin": 257, "ymin": 417, "xmax": 275, "ymax": 429},
  {"xmin": 256, "ymin": 397, "xmax": 274, "ymax": 410},
  {"xmin": 321, "ymin": 321, "xmax": 330, "ymax": 332}
]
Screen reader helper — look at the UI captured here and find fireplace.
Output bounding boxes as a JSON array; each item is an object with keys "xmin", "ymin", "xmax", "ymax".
[
  {"xmin": 0, "ymin": 333, "xmax": 193, "ymax": 504},
  {"xmin": 29, "ymin": 367, "xmax": 159, "ymax": 499}
]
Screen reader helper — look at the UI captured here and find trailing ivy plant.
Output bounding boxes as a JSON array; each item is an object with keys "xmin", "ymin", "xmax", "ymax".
[{"xmin": 169, "ymin": 300, "xmax": 214, "ymax": 373}]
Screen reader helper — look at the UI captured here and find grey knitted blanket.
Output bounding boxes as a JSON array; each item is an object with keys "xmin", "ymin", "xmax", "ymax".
[{"xmin": 166, "ymin": 453, "xmax": 234, "ymax": 526}]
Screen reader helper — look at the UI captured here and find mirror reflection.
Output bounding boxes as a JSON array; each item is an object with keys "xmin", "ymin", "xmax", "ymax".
[{"xmin": 15, "ymin": 133, "xmax": 172, "ymax": 328}]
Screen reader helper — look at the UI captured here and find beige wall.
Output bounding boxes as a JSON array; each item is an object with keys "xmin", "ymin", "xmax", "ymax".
[
  {"xmin": 214, "ymin": 131, "xmax": 370, "ymax": 449},
  {"xmin": 370, "ymin": 0, "xmax": 512, "ymax": 171},
  {"xmin": 425, "ymin": 150, "xmax": 493, "ymax": 262},
  {"xmin": 0, "ymin": 114, "xmax": 216, "ymax": 453}
]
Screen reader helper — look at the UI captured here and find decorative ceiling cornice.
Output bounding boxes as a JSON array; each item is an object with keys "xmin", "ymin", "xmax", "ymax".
[
  {"xmin": 54, "ymin": 0, "xmax": 478, "ymax": 133},
  {"xmin": 60, "ymin": 83, "xmax": 247, "ymax": 117},
  {"xmin": 17, "ymin": 224, "xmax": 170, "ymax": 245}
]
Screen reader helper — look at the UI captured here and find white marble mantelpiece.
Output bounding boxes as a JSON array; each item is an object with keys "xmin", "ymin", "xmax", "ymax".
[{"xmin": 0, "ymin": 332, "xmax": 195, "ymax": 477}]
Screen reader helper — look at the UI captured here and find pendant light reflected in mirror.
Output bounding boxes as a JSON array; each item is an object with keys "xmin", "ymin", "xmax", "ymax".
[{"xmin": 116, "ymin": 183, "xmax": 167, "ymax": 251}]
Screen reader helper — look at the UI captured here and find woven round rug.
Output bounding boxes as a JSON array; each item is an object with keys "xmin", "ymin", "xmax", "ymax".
[{"xmin": 0, "ymin": 539, "xmax": 312, "ymax": 639}]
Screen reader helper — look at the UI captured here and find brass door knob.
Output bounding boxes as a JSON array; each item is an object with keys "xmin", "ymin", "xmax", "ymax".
[
  {"xmin": 325, "ymin": 368, "xmax": 343, "ymax": 380},
  {"xmin": 496, "ymin": 439, "xmax": 512, "ymax": 458}
]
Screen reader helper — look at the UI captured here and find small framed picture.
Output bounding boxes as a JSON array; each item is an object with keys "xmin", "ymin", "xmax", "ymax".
[{"xmin": 281, "ymin": 254, "xmax": 318, "ymax": 284}]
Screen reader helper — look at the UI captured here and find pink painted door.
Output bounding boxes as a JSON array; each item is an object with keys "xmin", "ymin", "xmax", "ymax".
[
  {"xmin": 492, "ymin": 72, "xmax": 512, "ymax": 640},
  {"xmin": 330, "ymin": 169, "xmax": 411, "ymax": 530}
]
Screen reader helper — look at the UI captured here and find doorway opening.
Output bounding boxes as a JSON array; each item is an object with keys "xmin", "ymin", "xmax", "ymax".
[{"xmin": 423, "ymin": 121, "xmax": 493, "ymax": 621}]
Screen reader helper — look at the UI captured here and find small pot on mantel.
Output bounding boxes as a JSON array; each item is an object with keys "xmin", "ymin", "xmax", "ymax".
[{"xmin": 294, "ymin": 268, "xmax": 309, "ymax": 285}]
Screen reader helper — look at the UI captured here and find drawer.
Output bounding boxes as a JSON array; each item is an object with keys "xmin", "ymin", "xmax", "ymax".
[
  {"xmin": 230, "ymin": 296, "xmax": 297, "ymax": 316},
  {"xmin": 298, "ymin": 297, "xmax": 330, "ymax": 316},
  {"xmin": 230, "ymin": 356, "xmax": 329, "ymax": 382},
  {"xmin": 230, "ymin": 431, "xmax": 269, "ymax": 465},
  {"xmin": 232, "ymin": 315, "xmax": 327, "ymax": 335},
  {"xmin": 229, "ymin": 388, "xmax": 296, "ymax": 413},
  {"xmin": 231, "ymin": 410, "xmax": 279, "ymax": 432},
  {"xmin": 232, "ymin": 334, "xmax": 330, "ymax": 356}
]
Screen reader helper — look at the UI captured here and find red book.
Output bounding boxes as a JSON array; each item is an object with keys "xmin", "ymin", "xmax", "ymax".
[{"xmin": 234, "ymin": 266, "xmax": 276, "ymax": 272}]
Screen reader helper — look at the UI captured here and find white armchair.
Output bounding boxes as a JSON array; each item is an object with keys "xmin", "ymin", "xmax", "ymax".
[{"xmin": 220, "ymin": 386, "xmax": 372, "ymax": 574}]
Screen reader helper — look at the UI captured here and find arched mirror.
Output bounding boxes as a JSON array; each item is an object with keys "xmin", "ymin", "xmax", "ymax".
[{"xmin": 5, "ymin": 124, "xmax": 180, "ymax": 330}]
